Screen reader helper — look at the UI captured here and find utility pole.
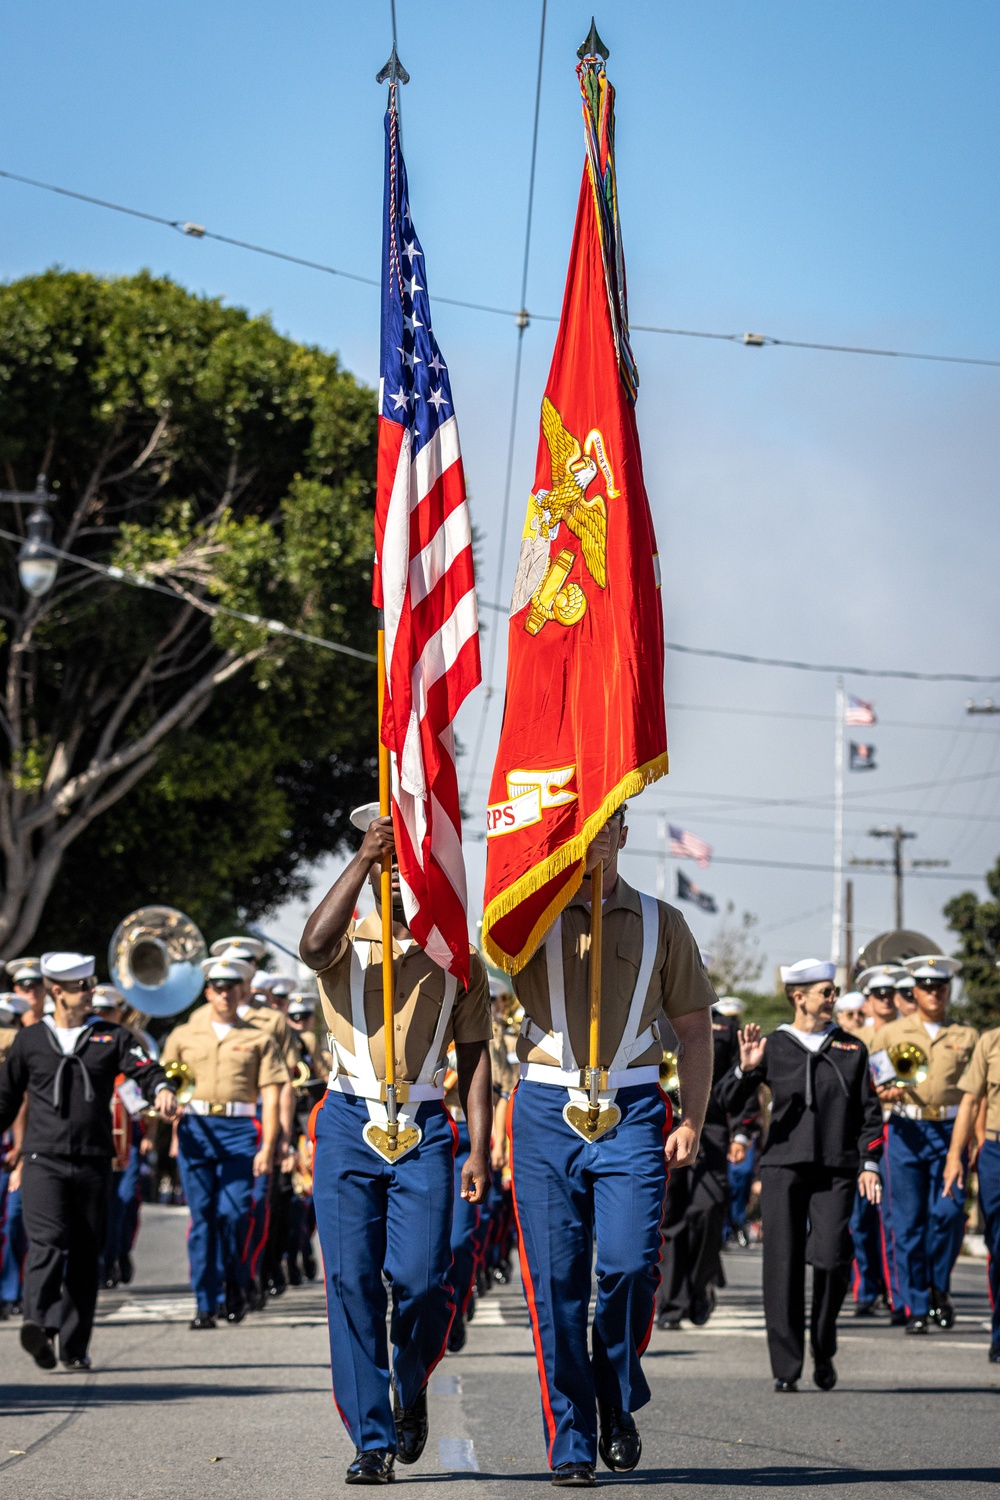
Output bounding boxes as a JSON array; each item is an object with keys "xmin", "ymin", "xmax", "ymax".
[
  {"xmin": 850, "ymin": 825, "xmax": 949, "ymax": 929},
  {"xmin": 844, "ymin": 878, "xmax": 854, "ymax": 980},
  {"xmin": 831, "ymin": 677, "xmax": 845, "ymax": 964}
]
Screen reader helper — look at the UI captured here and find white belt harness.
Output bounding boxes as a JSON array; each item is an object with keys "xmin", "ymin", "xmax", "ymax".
[
  {"xmin": 326, "ymin": 939, "xmax": 457, "ymax": 1162},
  {"xmin": 519, "ymin": 892, "xmax": 660, "ymax": 1141}
]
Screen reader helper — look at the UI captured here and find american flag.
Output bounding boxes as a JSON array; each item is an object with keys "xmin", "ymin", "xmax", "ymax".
[
  {"xmin": 668, "ymin": 824, "xmax": 712, "ymax": 868},
  {"xmin": 845, "ymin": 694, "xmax": 876, "ymax": 726},
  {"xmin": 374, "ymin": 97, "xmax": 481, "ymax": 984}
]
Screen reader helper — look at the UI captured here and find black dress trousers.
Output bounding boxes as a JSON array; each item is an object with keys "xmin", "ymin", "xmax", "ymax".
[
  {"xmin": 22, "ymin": 1154, "xmax": 111, "ymax": 1360},
  {"xmin": 658, "ymin": 1122, "xmax": 730, "ymax": 1320},
  {"xmin": 760, "ymin": 1164, "xmax": 855, "ymax": 1383}
]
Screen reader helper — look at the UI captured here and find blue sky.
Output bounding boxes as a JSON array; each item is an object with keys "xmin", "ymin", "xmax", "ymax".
[{"xmin": 3, "ymin": 2, "xmax": 999, "ymax": 976}]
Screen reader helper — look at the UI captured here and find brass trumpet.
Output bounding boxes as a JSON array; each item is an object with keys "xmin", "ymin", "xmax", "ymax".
[
  {"xmin": 659, "ymin": 1050, "xmax": 680, "ymax": 1097},
  {"xmin": 887, "ymin": 1041, "xmax": 929, "ymax": 1088},
  {"xmin": 163, "ymin": 1059, "xmax": 197, "ymax": 1106}
]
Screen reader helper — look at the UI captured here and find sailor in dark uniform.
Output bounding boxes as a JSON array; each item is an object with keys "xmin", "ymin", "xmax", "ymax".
[{"xmin": 718, "ymin": 958, "xmax": 883, "ymax": 1392}]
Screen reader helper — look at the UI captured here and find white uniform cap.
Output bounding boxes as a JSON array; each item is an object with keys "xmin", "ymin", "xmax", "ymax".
[
  {"xmin": 40, "ymin": 952, "xmax": 96, "ymax": 981},
  {"xmin": 267, "ymin": 975, "xmax": 298, "ymax": 998},
  {"xmin": 250, "ymin": 972, "xmax": 276, "ymax": 992},
  {"xmin": 350, "ymin": 801, "xmax": 382, "ymax": 832},
  {"xmin": 91, "ymin": 984, "xmax": 127, "ymax": 1010},
  {"xmin": 200, "ymin": 957, "xmax": 253, "ymax": 983},
  {"xmin": 0, "ymin": 992, "xmax": 29, "ymax": 1016},
  {"xmin": 713, "ymin": 996, "xmax": 746, "ymax": 1017},
  {"xmin": 779, "ymin": 958, "xmax": 837, "ymax": 986},
  {"xmin": 209, "ymin": 936, "xmax": 267, "ymax": 961},
  {"xmin": 287, "ymin": 996, "xmax": 315, "ymax": 1017},
  {"xmin": 6, "ymin": 957, "xmax": 42, "ymax": 983},
  {"xmin": 856, "ymin": 964, "xmax": 907, "ymax": 995},
  {"xmin": 904, "ymin": 954, "xmax": 962, "ymax": 981},
  {"xmin": 895, "ymin": 974, "xmax": 915, "ymax": 992},
  {"xmin": 835, "ymin": 991, "xmax": 865, "ymax": 1013}
]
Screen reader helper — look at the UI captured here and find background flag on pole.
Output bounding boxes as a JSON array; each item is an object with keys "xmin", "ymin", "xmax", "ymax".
[
  {"xmin": 676, "ymin": 869, "xmax": 718, "ymax": 913},
  {"xmin": 849, "ymin": 741, "xmax": 877, "ymax": 771},
  {"xmin": 668, "ymin": 823, "xmax": 713, "ymax": 867},
  {"xmin": 374, "ymin": 95, "xmax": 481, "ymax": 984},
  {"xmin": 845, "ymin": 694, "xmax": 877, "ymax": 726},
  {"xmin": 481, "ymin": 55, "xmax": 667, "ymax": 974}
]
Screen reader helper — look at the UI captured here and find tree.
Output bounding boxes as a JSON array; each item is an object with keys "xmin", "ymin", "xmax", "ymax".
[
  {"xmin": 706, "ymin": 902, "xmax": 764, "ymax": 994},
  {"xmin": 944, "ymin": 857, "xmax": 1000, "ymax": 1031},
  {"xmin": 0, "ymin": 270, "xmax": 379, "ymax": 955}
]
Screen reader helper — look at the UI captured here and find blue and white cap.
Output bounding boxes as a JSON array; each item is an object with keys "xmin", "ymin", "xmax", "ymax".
[{"xmin": 779, "ymin": 958, "xmax": 837, "ymax": 986}]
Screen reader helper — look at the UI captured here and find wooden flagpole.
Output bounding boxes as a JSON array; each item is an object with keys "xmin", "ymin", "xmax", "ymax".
[{"xmin": 377, "ymin": 617, "xmax": 399, "ymax": 1150}]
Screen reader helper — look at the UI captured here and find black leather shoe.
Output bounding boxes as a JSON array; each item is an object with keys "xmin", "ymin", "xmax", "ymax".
[
  {"xmin": 103, "ymin": 1263, "xmax": 120, "ymax": 1289},
  {"xmin": 890, "ymin": 1307, "xmax": 908, "ymax": 1326},
  {"xmin": 906, "ymin": 1315, "xmax": 929, "ymax": 1335},
  {"xmin": 447, "ymin": 1312, "xmax": 467, "ymax": 1352},
  {"xmin": 773, "ymin": 1379, "xmax": 797, "ymax": 1392},
  {"xmin": 854, "ymin": 1300, "xmax": 877, "ymax": 1317},
  {"xmin": 689, "ymin": 1286, "xmax": 716, "ymax": 1326},
  {"xmin": 656, "ymin": 1313, "xmax": 682, "ymax": 1330},
  {"xmin": 21, "ymin": 1321, "xmax": 57, "ymax": 1370},
  {"xmin": 287, "ymin": 1260, "xmax": 303, "ymax": 1287},
  {"xmin": 551, "ymin": 1463, "xmax": 596, "ymax": 1487},
  {"xmin": 989, "ymin": 1344, "xmax": 1000, "ymax": 1364},
  {"xmin": 813, "ymin": 1361, "xmax": 837, "ymax": 1391},
  {"xmin": 226, "ymin": 1285, "xmax": 248, "ymax": 1324},
  {"xmin": 302, "ymin": 1248, "xmax": 317, "ymax": 1280},
  {"xmin": 597, "ymin": 1402, "xmax": 641, "ymax": 1472},
  {"xmin": 246, "ymin": 1277, "xmax": 265, "ymax": 1312},
  {"xmin": 60, "ymin": 1355, "xmax": 92, "ymax": 1370},
  {"xmin": 118, "ymin": 1251, "xmax": 134, "ymax": 1285},
  {"xmin": 930, "ymin": 1288, "xmax": 955, "ymax": 1328},
  {"xmin": 265, "ymin": 1270, "xmax": 286, "ymax": 1299},
  {"xmin": 345, "ymin": 1449, "xmax": 395, "ymax": 1485},
  {"xmin": 189, "ymin": 1314, "xmax": 217, "ymax": 1331},
  {"xmin": 392, "ymin": 1381, "xmax": 428, "ymax": 1465}
]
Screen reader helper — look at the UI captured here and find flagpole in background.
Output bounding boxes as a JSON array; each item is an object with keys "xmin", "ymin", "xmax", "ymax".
[
  {"xmin": 831, "ymin": 675, "xmax": 845, "ymax": 970},
  {"xmin": 656, "ymin": 813, "xmax": 668, "ymax": 900}
]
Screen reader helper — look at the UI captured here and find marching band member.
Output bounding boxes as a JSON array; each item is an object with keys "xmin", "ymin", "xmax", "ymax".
[
  {"xmin": 870, "ymin": 955, "xmax": 976, "ymax": 1333},
  {"xmin": 444, "ymin": 1045, "xmax": 483, "ymax": 1353},
  {"xmin": 850, "ymin": 965, "xmax": 904, "ymax": 1318},
  {"xmin": 6, "ymin": 958, "xmax": 46, "ymax": 1026},
  {"xmin": 0, "ymin": 994, "xmax": 26, "ymax": 1321},
  {"xmin": 91, "ymin": 984, "xmax": 146, "ymax": 1288},
  {"xmin": 834, "ymin": 992, "xmax": 867, "ymax": 1038},
  {"xmin": 720, "ymin": 959, "xmax": 884, "ymax": 1393},
  {"xmin": 0, "ymin": 952, "xmax": 175, "ymax": 1370},
  {"xmin": 943, "ymin": 1016, "xmax": 1000, "ymax": 1362},
  {"xmin": 894, "ymin": 971, "xmax": 918, "ymax": 1017},
  {"xmin": 509, "ymin": 809, "xmax": 714, "ymax": 1486},
  {"xmin": 162, "ymin": 955, "xmax": 284, "ymax": 1329},
  {"xmin": 300, "ymin": 808, "xmax": 492, "ymax": 1487}
]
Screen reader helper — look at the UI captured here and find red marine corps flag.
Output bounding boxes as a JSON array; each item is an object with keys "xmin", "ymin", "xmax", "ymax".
[{"xmin": 481, "ymin": 43, "xmax": 667, "ymax": 973}]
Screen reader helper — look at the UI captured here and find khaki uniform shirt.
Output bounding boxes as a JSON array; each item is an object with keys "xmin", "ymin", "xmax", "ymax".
[
  {"xmin": 237, "ymin": 1005, "xmax": 297, "ymax": 1079},
  {"xmin": 514, "ymin": 877, "xmax": 717, "ymax": 1071},
  {"xmin": 316, "ymin": 912, "xmax": 491, "ymax": 1082},
  {"xmin": 873, "ymin": 1014, "xmax": 979, "ymax": 1110},
  {"xmin": 162, "ymin": 1006, "xmax": 287, "ymax": 1104},
  {"xmin": 0, "ymin": 1026, "xmax": 19, "ymax": 1070},
  {"xmin": 958, "ymin": 1026, "xmax": 1000, "ymax": 1133},
  {"xmin": 859, "ymin": 1019, "xmax": 896, "ymax": 1051},
  {"xmin": 298, "ymin": 1027, "xmax": 331, "ymax": 1082}
]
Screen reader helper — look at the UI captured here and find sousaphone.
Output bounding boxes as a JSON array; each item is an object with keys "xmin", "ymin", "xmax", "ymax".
[{"xmin": 109, "ymin": 905, "xmax": 207, "ymax": 1019}]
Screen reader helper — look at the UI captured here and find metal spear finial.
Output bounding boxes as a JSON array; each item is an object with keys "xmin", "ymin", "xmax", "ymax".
[
  {"xmin": 577, "ymin": 17, "xmax": 609, "ymax": 61},
  {"xmin": 376, "ymin": 43, "xmax": 410, "ymax": 86}
]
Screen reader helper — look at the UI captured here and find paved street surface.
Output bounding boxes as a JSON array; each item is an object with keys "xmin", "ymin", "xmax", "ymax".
[{"xmin": 1, "ymin": 1205, "xmax": 998, "ymax": 1498}]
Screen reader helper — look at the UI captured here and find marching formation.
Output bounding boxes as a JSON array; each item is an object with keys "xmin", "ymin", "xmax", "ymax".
[{"xmin": 0, "ymin": 20, "xmax": 997, "ymax": 1500}]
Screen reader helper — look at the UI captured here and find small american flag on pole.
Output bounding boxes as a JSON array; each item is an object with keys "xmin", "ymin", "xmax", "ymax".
[
  {"xmin": 845, "ymin": 694, "xmax": 876, "ymax": 726},
  {"xmin": 374, "ymin": 95, "xmax": 481, "ymax": 984},
  {"xmin": 668, "ymin": 824, "xmax": 712, "ymax": 868}
]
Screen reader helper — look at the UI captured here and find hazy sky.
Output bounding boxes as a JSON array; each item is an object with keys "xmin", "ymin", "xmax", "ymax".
[{"xmin": 3, "ymin": 2, "xmax": 998, "ymax": 977}]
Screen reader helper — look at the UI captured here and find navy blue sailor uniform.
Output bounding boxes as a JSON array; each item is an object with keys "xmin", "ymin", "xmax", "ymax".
[
  {"xmin": 510, "ymin": 877, "xmax": 716, "ymax": 1472},
  {"xmin": 719, "ymin": 1024, "xmax": 883, "ymax": 1385},
  {"xmin": 311, "ymin": 913, "xmax": 490, "ymax": 1455}
]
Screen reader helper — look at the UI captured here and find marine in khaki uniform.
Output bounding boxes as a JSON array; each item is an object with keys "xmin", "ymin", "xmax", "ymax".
[
  {"xmin": 869, "ymin": 955, "xmax": 977, "ymax": 1332},
  {"xmin": 849, "ymin": 965, "xmax": 906, "ymax": 1316},
  {"xmin": 300, "ymin": 807, "xmax": 493, "ymax": 1486},
  {"xmin": 944, "ymin": 1025, "xmax": 1000, "ymax": 1361},
  {"xmin": 510, "ymin": 808, "xmax": 715, "ymax": 1485},
  {"xmin": 162, "ymin": 956, "xmax": 286, "ymax": 1329}
]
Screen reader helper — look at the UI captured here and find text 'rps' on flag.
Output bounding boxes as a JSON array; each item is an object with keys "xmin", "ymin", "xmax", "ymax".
[
  {"xmin": 481, "ymin": 54, "xmax": 667, "ymax": 974},
  {"xmin": 374, "ymin": 93, "xmax": 481, "ymax": 985}
]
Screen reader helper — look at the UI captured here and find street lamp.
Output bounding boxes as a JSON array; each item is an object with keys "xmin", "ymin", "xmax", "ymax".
[{"xmin": 0, "ymin": 475, "xmax": 59, "ymax": 598}]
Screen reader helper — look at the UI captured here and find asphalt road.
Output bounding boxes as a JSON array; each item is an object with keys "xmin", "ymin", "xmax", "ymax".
[{"xmin": 1, "ymin": 1205, "xmax": 997, "ymax": 1498}]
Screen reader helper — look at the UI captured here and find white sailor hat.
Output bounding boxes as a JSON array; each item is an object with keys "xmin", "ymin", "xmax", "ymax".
[
  {"xmin": 904, "ymin": 954, "xmax": 961, "ymax": 982},
  {"xmin": 91, "ymin": 984, "xmax": 127, "ymax": 1011},
  {"xmin": 0, "ymin": 993, "xmax": 21, "ymax": 1023},
  {"xmin": 200, "ymin": 957, "xmax": 253, "ymax": 983},
  {"xmin": 350, "ymin": 801, "xmax": 382, "ymax": 832},
  {"xmin": 287, "ymin": 994, "xmax": 316, "ymax": 1018},
  {"xmin": 250, "ymin": 971, "xmax": 276, "ymax": 992},
  {"xmin": 40, "ymin": 952, "xmax": 96, "ymax": 982},
  {"xmin": 856, "ymin": 964, "xmax": 907, "ymax": 995},
  {"xmin": 713, "ymin": 996, "xmax": 746, "ymax": 1017},
  {"xmin": 209, "ymin": 935, "xmax": 267, "ymax": 961},
  {"xmin": 835, "ymin": 991, "xmax": 865, "ymax": 1013},
  {"xmin": 6, "ymin": 956, "xmax": 42, "ymax": 984},
  {"xmin": 779, "ymin": 958, "xmax": 837, "ymax": 986}
]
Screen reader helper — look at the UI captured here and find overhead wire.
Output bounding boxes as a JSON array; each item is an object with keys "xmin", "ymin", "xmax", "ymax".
[{"xmin": 3, "ymin": 162, "xmax": 1000, "ymax": 370}]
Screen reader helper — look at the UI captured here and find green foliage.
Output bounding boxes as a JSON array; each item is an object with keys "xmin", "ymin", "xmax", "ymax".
[
  {"xmin": 0, "ymin": 269, "xmax": 380, "ymax": 953},
  {"xmin": 944, "ymin": 857, "xmax": 1000, "ymax": 1031}
]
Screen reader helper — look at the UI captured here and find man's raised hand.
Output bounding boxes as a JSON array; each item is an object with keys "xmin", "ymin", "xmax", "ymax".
[{"xmin": 738, "ymin": 1023, "xmax": 766, "ymax": 1072}]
